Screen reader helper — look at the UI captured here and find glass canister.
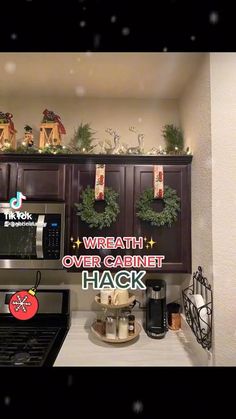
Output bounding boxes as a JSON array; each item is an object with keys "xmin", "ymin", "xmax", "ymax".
[
  {"xmin": 105, "ymin": 316, "xmax": 117, "ymax": 339},
  {"xmin": 118, "ymin": 314, "xmax": 129, "ymax": 339}
]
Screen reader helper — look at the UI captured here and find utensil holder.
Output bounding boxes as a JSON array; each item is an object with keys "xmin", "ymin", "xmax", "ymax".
[{"xmin": 182, "ymin": 266, "xmax": 212, "ymax": 350}]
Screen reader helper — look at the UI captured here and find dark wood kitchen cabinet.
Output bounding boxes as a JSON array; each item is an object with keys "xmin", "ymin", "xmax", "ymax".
[
  {"xmin": 69, "ymin": 164, "xmax": 133, "ymax": 258},
  {"xmin": 14, "ymin": 163, "xmax": 67, "ymax": 201},
  {"xmin": 70, "ymin": 157, "xmax": 191, "ymax": 273},
  {"xmin": 133, "ymin": 165, "xmax": 191, "ymax": 272},
  {"xmin": 0, "ymin": 163, "xmax": 10, "ymax": 201},
  {"xmin": 0, "ymin": 154, "xmax": 192, "ymax": 272}
]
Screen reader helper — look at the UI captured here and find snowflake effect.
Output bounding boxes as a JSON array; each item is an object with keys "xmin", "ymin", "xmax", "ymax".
[
  {"xmin": 4, "ymin": 62, "xmax": 16, "ymax": 74},
  {"xmin": 80, "ymin": 21, "xmax": 86, "ymax": 28},
  {"xmin": 111, "ymin": 15, "xmax": 117, "ymax": 23},
  {"xmin": 4, "ymin": 396, "xmax": 11, "ymax": 406},
  {"xmin": 12, "ymin": 295, "xmax": 32, "ymax": 313},
  {"xmin": 190, "ymin": 35, "xmax": 196, "ymax": 41},
  {"xmin": 209, "ymin": 11, "xmax": 219, "ymax": 25},
  {"xmin": 75, "ymin": 85, "xmax": 86, "ymax": 96},
  {"xmin": 122, "ymin": 27, "xmax": 130, "ymax": 36},
  {"xmin": 132, "ymin": 400, "xmax": 144, "ymax": 414},
  {"xmin": 93, "ymin": 34, "xmax": 101, "ymax": 48},
  {"xmin": 10, "ymin": 33, "xmax": 18, "ymax": 40},
  {"xmin": 67, "ymin": 374, "xmax": 73, "ymax": 387}
]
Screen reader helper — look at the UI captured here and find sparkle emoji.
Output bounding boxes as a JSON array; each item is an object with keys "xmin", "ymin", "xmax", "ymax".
[{"xmin": 148, "ymin": 237, "xmax": 156, "ymax": 249}]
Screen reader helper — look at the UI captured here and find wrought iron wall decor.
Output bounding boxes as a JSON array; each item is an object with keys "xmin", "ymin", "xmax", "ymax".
[{"xmin": 182, "ymin": 266, "xmax": 212, "ymax": 350}]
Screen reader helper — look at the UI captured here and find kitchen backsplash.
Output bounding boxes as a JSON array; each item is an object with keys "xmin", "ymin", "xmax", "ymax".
[{"xmin": 0, "ymin": 270, "xmax": 190, "ymax": 310}]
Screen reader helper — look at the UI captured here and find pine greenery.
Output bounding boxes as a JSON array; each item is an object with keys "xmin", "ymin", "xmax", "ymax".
[
  {"xmin": 136, "ymin": 186, "xmax": 180, "ymax": 227},
  {"xmin": 75, "ymin": 186, "xmax": 120, "ymax": 229},
  {"xmin": 162, "ymin": 124, "xmax": 184, "ymax": 153},
  {"xmin": 69, "ymin": 123, "xmax": 96, "ymax": 153}
]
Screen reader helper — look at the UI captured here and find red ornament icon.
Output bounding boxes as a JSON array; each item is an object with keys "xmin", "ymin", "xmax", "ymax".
[
  {"xmin": 9, "ymin": 271, "xmax": 41, "ymax": 321},
  {"xmin": 9, "ymin": 289, "xmax": 39, "ymax": 321}
]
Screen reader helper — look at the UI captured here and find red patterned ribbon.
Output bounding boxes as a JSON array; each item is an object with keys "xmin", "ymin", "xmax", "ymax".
[
  {"xmin": 95, "ymin": 164, "xmax": 105, "ymax": 200},
  {"xmin": 54, "ymin": 115, "xmax": 66, "ymax": 135},
  {"xmin": 153, "ymin": 165, "xmax": 164, "ymax": 198},
  {"xmin": 5, "ymin": 113, "xmax": 16, "ymax": 134},
  {"xmin": 43, "ymin": 109, "xmax": 66, "ymax": 134}
]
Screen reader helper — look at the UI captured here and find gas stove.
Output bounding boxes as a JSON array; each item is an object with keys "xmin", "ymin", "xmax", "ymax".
[{"xmin": 0, "ymin": 289, "xmax": 70, "ymax": 367}]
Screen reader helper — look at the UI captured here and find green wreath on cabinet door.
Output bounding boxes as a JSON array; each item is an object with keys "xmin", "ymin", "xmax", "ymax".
[
  {"xmin": 75, "ymin": 186, "xmax": 120, "ymax": 230},
  {"xmin": 136, "ymin": 186, "xmax": 181, "ymax": 227}
]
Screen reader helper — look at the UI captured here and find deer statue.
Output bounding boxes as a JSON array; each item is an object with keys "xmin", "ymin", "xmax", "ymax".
[
  {"xmin": 104, "ymin": 128, "xmax": 121, "ymax": 154},
  {"xmin": 127, "ymin": 126, "xmax": 144, "ymax": 154}
]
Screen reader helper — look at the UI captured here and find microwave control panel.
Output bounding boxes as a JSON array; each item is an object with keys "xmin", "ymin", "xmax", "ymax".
[{"xmin": 44, "ymin": 215, "xmax": 61, "ymax": 259}]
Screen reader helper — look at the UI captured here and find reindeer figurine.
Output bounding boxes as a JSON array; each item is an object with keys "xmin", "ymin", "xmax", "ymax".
[
  {"xmin": 127, "ymin": 127, "xmax": 144, "ymax": 154},
  {"xmin": 104, "ymin": 128, "xmax": 121, "ymax": 154}
]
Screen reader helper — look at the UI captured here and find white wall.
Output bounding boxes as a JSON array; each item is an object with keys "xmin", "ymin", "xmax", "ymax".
[
  {"xmin": 210, "ymin": 53, "xmax": 236, "ymax": 366},
  {"xmin": 179, "ymin": 54, "xmax": 212, "ymax": 284},
  {"xmin": 0, "ymin": 269, "xmax": 183, "ymax": 311},
  {"xmin": 0, "ymin": 97, "xmax": 179, "ymax": 152},
  {"xmin": 179, "ymin": 55, "xmax": 212, "ymax": 366}
]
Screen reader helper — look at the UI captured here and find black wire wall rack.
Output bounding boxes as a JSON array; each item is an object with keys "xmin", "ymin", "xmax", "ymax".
[{"xmin": 182, "ymin": 266, "xmax": 212, "ymax": 350}]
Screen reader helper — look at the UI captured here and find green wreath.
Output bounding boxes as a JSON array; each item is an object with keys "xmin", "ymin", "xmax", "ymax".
[
  {"xmin": 75, "ymin": 186, "xmax": 120, "ymax": 229},
  {"xmin": 136, "ymin": 186, "xmax": 180, "ymax": 227}
]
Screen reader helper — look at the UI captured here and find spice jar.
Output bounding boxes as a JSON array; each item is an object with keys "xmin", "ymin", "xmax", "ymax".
[
  {"xmin": 167, "ymin": 303, "xmax": 181, "ymax": 330},
  {"xmin": 128, "ymin": 314, "xmax": 135, "ymax": 335},
  {"xmin": 105, "ymin": 316, "xmax": 116, "ymax": 339},
  {"xmin": 118, "ymin": 315, "xmax": 128, "ymax": 339}
]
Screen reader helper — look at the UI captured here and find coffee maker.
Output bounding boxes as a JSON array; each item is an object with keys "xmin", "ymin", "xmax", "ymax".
[{"xmin": 145, "ymin": 279, "xmax": 167, "ymax": 339}]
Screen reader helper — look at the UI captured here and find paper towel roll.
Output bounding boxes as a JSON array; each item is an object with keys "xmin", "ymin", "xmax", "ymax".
[{"xmin": 192, "ymin": 294, "xmax": 208, "ymax": 332}]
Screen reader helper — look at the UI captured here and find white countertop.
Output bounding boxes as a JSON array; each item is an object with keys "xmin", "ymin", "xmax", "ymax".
[{"xmin": 54, "ymin": 311, "xmax": 196, "ymax": 366}]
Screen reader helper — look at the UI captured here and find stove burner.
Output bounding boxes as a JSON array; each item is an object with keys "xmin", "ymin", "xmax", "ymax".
[
  {"xmin": 11, "ymin": 352, "xmax": 31, "ymax": 366},
  {"xmin": 27, "ymin": 337, "xmax": 38, "ymax": 346}
]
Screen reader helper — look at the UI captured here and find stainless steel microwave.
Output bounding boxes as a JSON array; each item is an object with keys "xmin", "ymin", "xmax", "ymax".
[{"xmin": 0, "ymin": 203, "xmax": 65, "ymax": 269}]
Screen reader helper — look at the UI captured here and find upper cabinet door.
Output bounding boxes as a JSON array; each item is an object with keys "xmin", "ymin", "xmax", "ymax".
[
  {"xmin": 16, "ymin": 163, "xmax": 66, "ymax": 201},
  {"xmin": 71, "ymin": 164, "xmax": 133, "ymax": 258},
  {"xmin": 133, "ymin": 165, "xmax": 191, "ymax": 273},
  {"xmin": 0, "ymin": 164, "xmax": 10, "ymax": 202}
]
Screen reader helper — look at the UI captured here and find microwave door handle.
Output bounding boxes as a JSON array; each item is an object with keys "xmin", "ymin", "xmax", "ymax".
[{"xmin": 36, "ymin": 215, "xmax": 45, "ymax": 259}]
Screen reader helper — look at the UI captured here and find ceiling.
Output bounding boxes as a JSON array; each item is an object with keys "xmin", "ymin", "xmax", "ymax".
[{"xmin": 0, "ymin": 53, "xmax": 204, "ymax": 99}]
